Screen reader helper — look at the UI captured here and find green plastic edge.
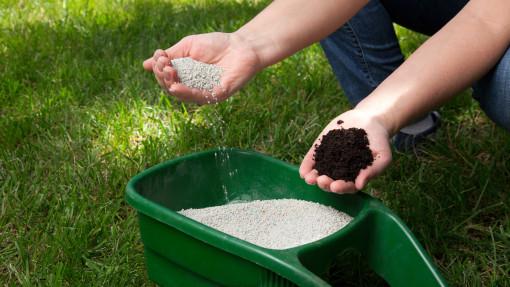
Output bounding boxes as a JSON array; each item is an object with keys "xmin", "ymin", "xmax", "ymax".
[{"xmin": 125, "ymin": 148, "xmax": 448, "ymax": 287}]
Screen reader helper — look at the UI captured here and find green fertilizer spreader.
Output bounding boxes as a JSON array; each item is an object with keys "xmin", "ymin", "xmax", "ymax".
[{"xmin": 125, "ymin": 149, "xmax": 447, "ymax": 287}]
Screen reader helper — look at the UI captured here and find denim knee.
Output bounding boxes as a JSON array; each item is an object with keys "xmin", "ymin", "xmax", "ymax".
[
  {"xmin": 320, "ymin": 0, "xmax": 404, "ymax": 106},
  {"xmin": 472, "ymin": 47, "xmax": 510, "ymax": 131}
]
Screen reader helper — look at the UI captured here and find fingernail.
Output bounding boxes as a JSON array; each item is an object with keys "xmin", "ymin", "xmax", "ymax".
[{"xmin": 164, "ymin": 71, "xmax": 170, "ymax": 81}]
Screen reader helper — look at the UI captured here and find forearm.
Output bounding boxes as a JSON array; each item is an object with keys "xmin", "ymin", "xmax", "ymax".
[
  {"xmin": 356, "ymin": 0, "xmax": 510, "ymax": 136},
  {"xmin": 234, "ymin": 0, "xmax": 369, "ymax": 67}
]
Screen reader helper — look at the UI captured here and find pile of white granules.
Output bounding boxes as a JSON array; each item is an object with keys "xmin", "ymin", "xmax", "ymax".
[
  {"xmin": 170, "ymin": 57, "xmax": 224, "ymax": 92},
  {"xmin": 179, "ymin": 199, "xmax": 353, "ymax": 250}
]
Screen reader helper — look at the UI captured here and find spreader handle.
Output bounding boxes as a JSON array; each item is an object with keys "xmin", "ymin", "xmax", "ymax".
[
  {"xmin": 282, "ymin": 199, "xmax": 448, "ymax": 287},
  {"xmin": 347, "ymin": 207, "xmax": 448, "ymax": 287}
]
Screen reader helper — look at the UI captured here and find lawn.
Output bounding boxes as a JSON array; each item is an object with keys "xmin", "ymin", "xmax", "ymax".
[{"xmin": 1, "ymin": 0, "xmax": 509, "ymax": 286}]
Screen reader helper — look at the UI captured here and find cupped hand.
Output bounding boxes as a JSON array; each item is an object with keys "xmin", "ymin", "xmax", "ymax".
[
  {"xmin": 299, "ymin": 109, "xmax": 393, "ymax": 194},
  {"xmin": 143, "ymin": 32, "xmax": 263, "ymax": 105}
]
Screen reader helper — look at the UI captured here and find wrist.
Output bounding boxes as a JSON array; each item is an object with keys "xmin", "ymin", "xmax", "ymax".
[
  {"xmin": 351, "ymin": 104, "xmax": 397, "ymax": 138},
  {"xmin": 232, "ymin": 28, "xmax": 281, "ymax": 69}
]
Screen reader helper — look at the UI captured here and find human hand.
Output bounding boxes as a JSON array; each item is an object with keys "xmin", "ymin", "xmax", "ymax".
[
  {"xmin": 299, "ymin": 110, "xmax": 393, "ymax": 194},
  {"xmin": 142, "ymin": 32, "xmax": 263, "ymax": 105}
]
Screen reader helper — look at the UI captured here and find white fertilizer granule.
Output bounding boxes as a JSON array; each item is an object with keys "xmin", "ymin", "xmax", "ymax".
[
  {"xmin": 179, "ymin": 199, "xmax": 353, "ymax": 250},
  {"xmin": 170, "ymin": 57, "xmax": 224, "ymax": 92}
]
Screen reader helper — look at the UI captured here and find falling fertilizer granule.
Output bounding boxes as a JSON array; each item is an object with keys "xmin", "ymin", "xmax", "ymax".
[
  {"xmin": 171, "ymin": 57, "xmax": 224, "ymax": 92},
  {"xmin": 179, "ymin": 199, "xmax": 353, "ymax": 250}
]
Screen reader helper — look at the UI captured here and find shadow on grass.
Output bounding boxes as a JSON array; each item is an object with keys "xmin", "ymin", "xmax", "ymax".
[
  {"xmin": 1, "ymin": 0, "xmax": 269, "ymax": 148},
  {"xmin": 2, "ymin": 0, "xmax": 267, "ymax": 97}
]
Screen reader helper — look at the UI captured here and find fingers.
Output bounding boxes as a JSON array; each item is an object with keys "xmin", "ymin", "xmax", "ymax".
[
  {"xmin": 301, "ymin": 168, "xmax": 357, "ymax": 194},
  {"xmin": 303, "ymin": 170, "xmax": 318, "ymax": 185},
  {"xmin": 354, "ymin": 149, "xmax": 392, "ymax": 190},
  {"xmin": 143, "ymin": 49, "xmax": 167, "ymax": 72},
  {"xmin": 150, "ymin": 50, "xmax": 191, "ymax": 101},
  {"xmin": 154, "ymin": 57, "xmax": 172, "ymax": 93},
  {"xmin": 299, "ymin": 147, "xmax": 316, "ymax": 179},
  {"xmin": 316, "ymin": 175, "xmax": 334, "ymax": 192},
  {"xmin": 314, "ymin": 173, "xmax": 357, "ymax": 193},
  {"xmin": 163, "ymin": 66, "xmax": 179, "ymax": 90},
  {"xmin": 145, "ymin": 49, "xmax": 172, "ymax": 95},
  {"xmin": 146, "ymin": 35, "xmax": 193, "ymax": 73},
  {"xmin": 329, "ymin": 179, "xmax": 356, "ymax": 194},
  {"xmin": 143, "ymin": 58, "xmax": 153, "ymax": 71}
]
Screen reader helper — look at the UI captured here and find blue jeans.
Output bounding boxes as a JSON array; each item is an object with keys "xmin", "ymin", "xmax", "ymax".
[{"xmin": 320, "ymin": 0, "xmax": 510, "ymax": 131}]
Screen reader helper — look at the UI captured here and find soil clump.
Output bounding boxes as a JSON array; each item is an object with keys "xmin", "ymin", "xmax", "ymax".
[{"xmin": 313, "ymin": 127, "xmax": 374, "ymax": 182}]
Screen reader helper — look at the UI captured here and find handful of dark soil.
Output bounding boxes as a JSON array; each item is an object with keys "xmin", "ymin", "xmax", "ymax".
[{"xmin": 313, "ymin": 127, "xmax": 374, "ymax": 182}]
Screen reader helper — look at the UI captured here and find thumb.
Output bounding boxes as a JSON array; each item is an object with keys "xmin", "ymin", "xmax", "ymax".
[
  {"xmin": 354, "ymin": 150, "xmax": 392, "ymax": 190},
  {"xmin": 143, "ymin": 58, "xmax": 154, "ymax": 72},
  {"xmin": 354, "ymin": 170, "xmax": 371, "ymax": 191}
]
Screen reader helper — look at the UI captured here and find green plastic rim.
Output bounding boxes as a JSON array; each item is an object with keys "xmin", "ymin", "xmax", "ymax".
[{"xmin": 126, "ymin": 148, "xmax": 447, "ymax": 287}]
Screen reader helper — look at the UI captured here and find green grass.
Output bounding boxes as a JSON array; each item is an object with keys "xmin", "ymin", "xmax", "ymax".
[{"xmin": 1, "ymin": 0, "xmax": 509, "ymax": 286}]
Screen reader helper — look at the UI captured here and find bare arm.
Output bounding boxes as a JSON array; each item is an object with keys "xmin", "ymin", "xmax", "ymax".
[
  {"xmin": 356, "ymin": 0, "xmax": 510, "ymax": 136},
  {"xmin": 300, "ymin": 0, "xmax": 510, "ymax": 194},
  {"xmin": 234, "ymin": 0, "xmax": 370, "ymax": 67},
  {"xmin": 143, "ymin": 0, "xmax": 369, "ymax": 103}
]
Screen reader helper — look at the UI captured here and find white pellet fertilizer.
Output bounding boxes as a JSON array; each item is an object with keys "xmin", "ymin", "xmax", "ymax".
[
  {"xmin": 179, "ymin": 199, "xmax": 353, "ymax": 250},
  {"xmin": 170, "ymin": 57, "xmax": 224, "ymax": 92}
]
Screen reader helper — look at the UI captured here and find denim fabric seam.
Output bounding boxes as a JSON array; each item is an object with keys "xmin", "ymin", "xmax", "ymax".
[{"xmin": 344, "ymin": 21, "xmax": 378, "ymax": 92}]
